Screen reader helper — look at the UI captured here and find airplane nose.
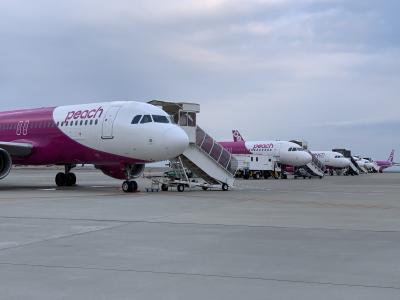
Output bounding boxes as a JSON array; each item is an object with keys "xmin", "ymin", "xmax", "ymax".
[
  {"xmin": 341, "ymin": 158, "xmax": 351, "ymax": 168},
  {"xmin": 288, "ymin": 151, "xmax": 312, "ymax": 166},
  {"xmin": 300, "ymin": 152, "xmax": 313, "ymax": 165},
  {"xmin": 163, "ymin": 126, "xmax": 189, "ymax": 158}
]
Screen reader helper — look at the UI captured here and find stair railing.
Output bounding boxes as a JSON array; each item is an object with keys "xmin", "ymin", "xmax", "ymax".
[{"xmin": 195, "ymin": 126, "xmax": 238, "ymax": 175}]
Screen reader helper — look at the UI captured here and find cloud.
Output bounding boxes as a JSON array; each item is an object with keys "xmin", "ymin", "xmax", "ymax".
[{"xmin": 0, "ymin": 0, "xmax": 399, "ymax": 158}]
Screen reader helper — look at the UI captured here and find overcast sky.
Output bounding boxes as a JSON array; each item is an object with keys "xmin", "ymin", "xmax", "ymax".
[{"xmin": 0, "ymin": 0, "xmax": 399, "ymax": 159}]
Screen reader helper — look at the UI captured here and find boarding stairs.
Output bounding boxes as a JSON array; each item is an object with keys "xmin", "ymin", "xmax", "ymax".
[
  {"xmin": 370, "ymin": 162, "xmax": 380, "ymax": 173},
  {"xmin": 348, "ymin": 159, "xmax": 361, "ymax": 175},
  {"xmin": 170, "ymin": 157, "xmax": 190, "ymax": 181},
  {"xmin": 332, "ymin": 149, "xmax": 359, "ymax": 175},
  {"xmin": 148, "ymin": 100, "xmax": 238, "ymax": 189},
  {"xmin": 353, "ymin": 158, "xmax": 368, "ymax": 174},
  {"xmin": 178, "ymin": 126, "xmax": 238, "ymax": 187},
  {"xmin": 301, "ymin": 151, "xmax": 325, "ymax": 178}
]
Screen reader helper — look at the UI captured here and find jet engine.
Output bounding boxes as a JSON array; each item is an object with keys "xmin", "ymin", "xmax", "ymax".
[
  {"xmin": 96, "ymin": 164, "xmax": 145, "ymax": 180},
  {"xmin": 0, "ymin": 148, "xmax": 12, "ymax": 180}
]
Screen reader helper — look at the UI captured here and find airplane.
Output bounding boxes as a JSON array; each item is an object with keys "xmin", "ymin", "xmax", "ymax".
[
  {"xmin": 311, "ymin": 151, "xmax": 350, "ymax": 174},
  {"xmin": 351, "ymin": 156, "xmax": 379, "ymax": 173},
  {"xmin": 219, "ymin": 130, "xmax": 312, "ymax": 167},
  {"xmin": 362, "ymin": 157, "xmax": 380, "ymax": 173},
  {"xmin": 0, "ymin": 101, "xmax": 189, "ymax": 192},
  {"xmin": 375, "ymin": 150, "xmax": 399, "ymax": 172}
]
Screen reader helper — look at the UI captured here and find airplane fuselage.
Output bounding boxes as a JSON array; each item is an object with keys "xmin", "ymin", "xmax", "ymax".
[
  {"xmin": 219, "ymin": 140, "xmax": 312, "ymax": 166},
  {"xmin": 0, "ymin": 101, "xmax": 188, "ymax": 185},
  {"xmin": 312, "ymin": 151, "xmax": 350, "ymax": 169}
]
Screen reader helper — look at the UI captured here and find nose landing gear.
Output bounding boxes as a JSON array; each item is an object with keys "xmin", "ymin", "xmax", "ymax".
[{"xmin": 55, "ymin": 165, "xmax": 77, "ymax": 187}]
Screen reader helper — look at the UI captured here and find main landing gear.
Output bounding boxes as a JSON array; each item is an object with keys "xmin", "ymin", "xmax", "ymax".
[
  {"xmin": 122, "ymin": 180, "xmax": 138, "ymax": 193},
  {"xmin": 55, "ymin": 165, "xmax": 77, "ymax": 187},
  {"xmin": 121, "ymin": 165, "xmax": 138, "ymax": 193}
]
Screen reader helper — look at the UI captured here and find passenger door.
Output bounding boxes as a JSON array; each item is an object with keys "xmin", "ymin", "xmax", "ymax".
[{"xmin": 102, "ymin": 106, "xmax": 121, "ymax": 139}]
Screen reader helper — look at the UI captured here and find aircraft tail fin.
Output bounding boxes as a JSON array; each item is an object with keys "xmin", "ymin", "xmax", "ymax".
[
  {"xmin": 388, "ymin": 149, "xmax": 395, "ymax": 163},
  {"xmin": 232, "ymin": 130, "xmax": 245, "ymax": 142}
]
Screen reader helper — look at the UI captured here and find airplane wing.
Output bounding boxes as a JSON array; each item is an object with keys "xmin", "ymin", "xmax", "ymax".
[{"xmin": 0, "ymin": 141, "xmax": 33, "ymax": 157}]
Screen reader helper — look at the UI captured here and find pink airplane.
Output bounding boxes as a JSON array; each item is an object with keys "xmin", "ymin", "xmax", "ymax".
[
  {"xmin": 0, "ymin": 101, "xmax": 189, "ymax": 192},
  {"xmin": 219, "ymin": 130, "xmax": 312, "ymax": 166},
  {"xmin": 375, "ymin": 150, "xmax": 398, "ymax": 172}
]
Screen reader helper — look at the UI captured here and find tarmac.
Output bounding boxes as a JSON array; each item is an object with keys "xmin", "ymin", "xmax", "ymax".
[{"xmin": 0, "ymin": 168, "xmax": 399, "ymax": 300}]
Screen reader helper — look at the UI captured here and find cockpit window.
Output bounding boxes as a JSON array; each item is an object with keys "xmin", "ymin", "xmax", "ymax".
[
  {"xmin": 152, "ymin": 115, "xmax": 169, "ymax": 123},
  {"xmin": 131, "ymin": 115, "xmax": 142, "ymax": 124},
  {"xmin": 140, "ymin": 115, "xmax": 152, "ymax": 124}
]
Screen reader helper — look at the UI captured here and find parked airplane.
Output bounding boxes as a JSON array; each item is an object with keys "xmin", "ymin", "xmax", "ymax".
[
  {"xmin": 362, "ymin": 157, "xmax": 380, "ymax": 173},
  {"xmin": 352, "ymin": 156, "xmax": 379, "ymax": 173},
  {"xmin": 375, "ymin": 150, "xmax": 398, "ymax": 172},
  {"xmin": 311, "ymin": 151, "xmax": 350, "ymax": 173},
  {"xmin": 0, "ymin": 101, "xmax": 189, "ymax": 192},
  {"xmin": 219, "ymin": 130, "xmax": 312, "ymax": 166}
]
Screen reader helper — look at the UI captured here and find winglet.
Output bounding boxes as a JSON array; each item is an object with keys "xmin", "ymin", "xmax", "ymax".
[{"xmin": 232, "ymin": 130, "xmax": 245, "ymax": 142}]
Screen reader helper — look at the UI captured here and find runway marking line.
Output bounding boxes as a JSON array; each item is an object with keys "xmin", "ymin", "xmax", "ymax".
[{"xmin": 0, "ymin": 262, "xmax": 398, "ymax": 291}]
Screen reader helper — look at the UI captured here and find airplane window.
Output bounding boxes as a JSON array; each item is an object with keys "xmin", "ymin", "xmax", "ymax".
[
  {"xmin": 152, "ymin": 115, "xmax": 169, "ymax": 123},
  {"xmin": 131, "ymin": 115, "xmax": 142, "ymax": 124},
  {"xmin": 187, "ymin": 112, "xmax": 196, "ymax": 127},
  {"xmin": 140, "ymin": 115, "xmax": 152, "ymax": 124},
  {"xmin": 95, "ymin": 119, "xmax": 98, "ymax": 125},
  {"xmin": 80, "ymin": 120, "xmax": 83, "ymax": 126},
  {"xmin": 90, "ymin": 120, "xmax": 93, "ymax": 125},
  {"xmin": 85, "ymin": 120, "xmax": 88, "ymax": 125},
  {"xmin": 179, "ymin": 112, "xmax": 188, "ymax": 126},
  {"xmin": 75, "ymin": 121, "xmax": 78, "ymax": 126}
]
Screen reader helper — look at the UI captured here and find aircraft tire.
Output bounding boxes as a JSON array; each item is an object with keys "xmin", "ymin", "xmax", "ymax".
[
  {"xmin": 122, "ymin": 181, "xmax": 137, "ymax": 193},
  {"xmin": 222, "ymin": 183, "xmax": 229, "ymax": 191},
  {"xmin": 161, "ymin": 184, "xmax": 169, "ymax": 191},
  {"xmin": 177, "ymin": 184, "xmax": 185, "ymax": 192},
  {"xmin": 55, "ymin": 173, "xmax": 67, "ymax": 187},
  {"xmin": 131, "ymin": 181, "xmax": 138, "ymax": 192},
  {"xmin": 66, "ymin": 173, "xmax": 76, "ymax": 186},
  {"xmin": 122, "ymin": 181, "xmax": 132, "ymax": 193}
]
